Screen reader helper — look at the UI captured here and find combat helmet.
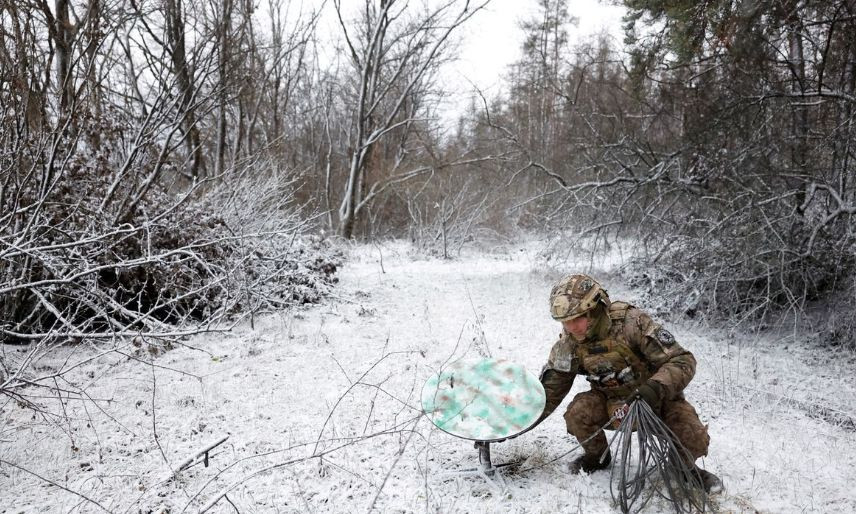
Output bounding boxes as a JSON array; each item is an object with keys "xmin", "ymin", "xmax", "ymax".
[{"xmin": 549, "ymin": 274, "xmax": 611, "ymax": 321}]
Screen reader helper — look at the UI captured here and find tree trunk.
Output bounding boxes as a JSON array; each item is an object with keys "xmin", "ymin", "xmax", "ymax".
[
  {"xmin": 164, "ymin": 0, "xmax": 204, "ymax": 180},
  {"xmin": 85, "ymin": 0, "xmax": 102, "ymax": 147},
  {"xmin": 55, "ymin": 0, "xmax": 73, "ymax": 115},
  {"xmin": 786, "ymin": 1, "xmax": 809, "ymax": 215},
  {"xmin": 216, "ymin": 0, "xmax": 233, "ymax": 176}
]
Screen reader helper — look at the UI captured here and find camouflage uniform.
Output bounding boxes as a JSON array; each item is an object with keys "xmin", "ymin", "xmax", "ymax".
[{"xmin": 540, "ymin": 275, "xmax": 710, "ymax": 465}]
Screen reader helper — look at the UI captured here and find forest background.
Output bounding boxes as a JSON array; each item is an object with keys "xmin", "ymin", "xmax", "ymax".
[{"xmin": 2, "ymin": 0, "xmax": 855, "ymax": 437}]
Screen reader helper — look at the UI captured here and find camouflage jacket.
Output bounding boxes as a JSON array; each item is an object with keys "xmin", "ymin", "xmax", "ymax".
[{"xmin": 539, "ymin": 302, "xmax": 696, "ymax": 420}]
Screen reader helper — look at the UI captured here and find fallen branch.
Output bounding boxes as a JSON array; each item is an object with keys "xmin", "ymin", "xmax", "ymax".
[{"xmin": 175, "ymin": 435, "xmax": 231, "ymax": 475}]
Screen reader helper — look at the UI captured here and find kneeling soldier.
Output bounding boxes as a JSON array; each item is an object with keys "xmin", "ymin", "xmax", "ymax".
[{"xmin": 538, "ymin": 274, "xmax": 722, "ymax": 493}]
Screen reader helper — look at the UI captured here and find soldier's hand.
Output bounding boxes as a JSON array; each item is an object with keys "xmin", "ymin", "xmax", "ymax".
[{"xmin": 627, "ymin": 379, "xmax": 664, "ymax": 411}]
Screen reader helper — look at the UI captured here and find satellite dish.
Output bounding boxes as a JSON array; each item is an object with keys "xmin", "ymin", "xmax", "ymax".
[{"xmin": 422, "ymin": 357, "xmax": 546, "ymax": 442}]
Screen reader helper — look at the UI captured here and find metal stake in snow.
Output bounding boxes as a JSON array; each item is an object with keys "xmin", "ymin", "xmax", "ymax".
[{"xmin": 421, "ymin": 358, "xmax": 545, "ymax": 488}]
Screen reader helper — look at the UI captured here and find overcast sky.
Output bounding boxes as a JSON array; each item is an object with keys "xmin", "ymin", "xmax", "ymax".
[
  {"xmin": 308, "ymin": 0, "xmax": 626, "ymax": 123},
  {"xmin": 452, "ymin": 0, "xmax": 626, "ymax": 91},
  {"xmin": 440, "ymin": 0, "xmax": 626, "ymax": 123}
]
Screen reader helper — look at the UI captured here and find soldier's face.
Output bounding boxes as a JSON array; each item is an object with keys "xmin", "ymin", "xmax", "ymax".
[{"xmin": 562, "ymin": 315, "xmax": 589, "ymax": 340}]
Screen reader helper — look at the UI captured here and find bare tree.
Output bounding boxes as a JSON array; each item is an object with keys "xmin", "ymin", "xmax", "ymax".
[
  {"xmin": 0, "ymin": 0, "xmax": 337, "ymax": 408},
  {"xmin": 333, "ymin": 0, "xmax": 488, "ymax": 238},
  {"xmin": 161, "ymin": 0, "xmax": 206, "ymax": 179}
]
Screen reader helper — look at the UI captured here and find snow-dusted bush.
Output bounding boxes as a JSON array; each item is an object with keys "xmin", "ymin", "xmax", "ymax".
[{"xmin": 0, "ymin": 160, "xmax": 339, "ymax": 344}]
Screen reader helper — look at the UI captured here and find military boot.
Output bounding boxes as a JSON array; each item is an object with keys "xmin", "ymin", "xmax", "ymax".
[
  {"xmin": 692, "ymin": 467, "xmax": 723, "ymax": 494},
  {"xmin": 569, "ymin": 450, "xmax": 611, "ymax": 474}
]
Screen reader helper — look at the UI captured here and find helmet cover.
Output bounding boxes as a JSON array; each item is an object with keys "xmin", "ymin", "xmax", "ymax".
[{"xmin": 549, "ymin": 274, "xmax": 609, "ymax": 321}]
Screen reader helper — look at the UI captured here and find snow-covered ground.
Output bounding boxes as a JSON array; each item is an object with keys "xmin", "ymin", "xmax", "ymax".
[{"xmin": 3, "ymin": 239, "xmax": 856, "ymax": 513}]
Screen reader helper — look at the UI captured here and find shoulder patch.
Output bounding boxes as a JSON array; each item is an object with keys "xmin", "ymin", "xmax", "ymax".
[
  {"xmin": 547, "ymin": 336, "xmax": 575, "ymax": 373},
  {"xmin": 656, "ymin": 327, "xmax": 675, "ymax": 346}
]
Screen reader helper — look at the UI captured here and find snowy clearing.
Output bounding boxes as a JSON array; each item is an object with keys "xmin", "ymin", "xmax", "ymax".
[{"xmin": 2, "ymin": 240, "xmax": 856, "ymax": 513}]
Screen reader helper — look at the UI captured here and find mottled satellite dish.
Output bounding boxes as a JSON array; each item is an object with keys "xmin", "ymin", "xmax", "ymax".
[{"xmin": 422, "ymin": 358, "xmax": 546, "ymax": 442}]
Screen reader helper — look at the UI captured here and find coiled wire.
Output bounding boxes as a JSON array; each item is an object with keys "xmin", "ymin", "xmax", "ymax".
[{"xmin": 608, "ymin": 400, "xmax": 712, "ymax": 513}]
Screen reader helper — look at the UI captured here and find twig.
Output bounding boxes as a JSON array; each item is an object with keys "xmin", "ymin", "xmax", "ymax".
[
  {"xmin": 0, "ymin": 459, "xmax": 114, "ymax": 513},
  {"xmin": 372, "ymin": 240, "xmax": 386, "ymax": 274},
  {"xmin": 197, "ymin": 415, "xmax": 423, "ymax": 513},
  {"xmin": 224, "ymin": 494, "xmax": 240, "ymax": 513},
  {"xmin": 366, "ymin": 416, "xmax": 421, "ymax": 512},
  {"xmin": 312, "ymin": 348, "xmax": 416, "ymax": 455},
  {"xmin": 151, "ymin": 359, "xmax": 173, "ymax": 474}
]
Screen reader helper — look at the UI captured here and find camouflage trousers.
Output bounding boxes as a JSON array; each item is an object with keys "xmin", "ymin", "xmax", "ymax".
[{"xmin": 563, "ymin": 389, "xmax": 710, "ymax": 463}]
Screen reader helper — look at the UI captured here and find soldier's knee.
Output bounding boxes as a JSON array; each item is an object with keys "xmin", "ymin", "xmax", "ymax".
[
  {"xmin": 563, "ymin": 405, "xmax": 580, "ymax": 434},
  {"xmin": 680, "ymin": 422, "xmax": 710, "ymax": 459},
  {"xmin": 663, "ymin": 400, "xmax": 710, "ymax": 459},
  {"xmin": 564, "ymin": 392, "xmax": 606, "ymax": 434}
]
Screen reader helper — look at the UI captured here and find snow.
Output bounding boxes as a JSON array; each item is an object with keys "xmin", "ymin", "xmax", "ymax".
[{"xmin": 2, "ymin": 238, "xmax": 856, "ymax": 513}]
